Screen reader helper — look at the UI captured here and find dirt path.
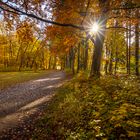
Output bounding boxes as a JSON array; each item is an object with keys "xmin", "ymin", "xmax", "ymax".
[{"xmin": 0, "ymin": 71, "xmax": 68, "ymax": 138}]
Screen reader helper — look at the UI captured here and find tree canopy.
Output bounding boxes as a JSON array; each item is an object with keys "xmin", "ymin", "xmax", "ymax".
[{"xmin": 0, "ymin": 0, "xmax": 139, "ymax": 76}]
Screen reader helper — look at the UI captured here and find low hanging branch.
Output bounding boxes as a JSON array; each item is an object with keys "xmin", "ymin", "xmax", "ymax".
[
  {"xmin": 0, "ymin": 1, "xmax": 139, "ymax": 32},
  {"xmin": 0, "ymin": 1, "xmax": 84, "ymax": 30}
]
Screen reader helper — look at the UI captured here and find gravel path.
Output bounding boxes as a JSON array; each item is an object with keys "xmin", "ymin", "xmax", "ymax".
[{"xmin": 0, "ymin": 71, "xmax": 67, "ymax": 137}]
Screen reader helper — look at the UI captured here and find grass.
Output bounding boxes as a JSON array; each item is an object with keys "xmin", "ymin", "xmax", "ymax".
[
  {"xmin": 32, "ymin": 72, "xmax": 140, "ymax": 140},
  {"xmin": 0, "ymin": 70, "xmax": 52, "ymax": 90}
]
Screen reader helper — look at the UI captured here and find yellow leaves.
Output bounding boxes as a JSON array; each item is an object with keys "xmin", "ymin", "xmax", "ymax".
[
  {"xmin": 127, "ymin": 120, "xmax": 140, "ymax": 128},
  {"xmin": 45, "ymin": 24, "xmax": 80, "ymax": 55},
  {"xmin": 128, "ymin": 131, "xmax": 139, "ymax": 137},
  {"xmin": 110, "ymin": 101, "xmax": 139, "ymax": 133},
  {"xmin": 110, "ymin": 104, "xmax": 128, "ymax": 124},
  {"xmin": 93, "ymin": 112, "xmax": 100, "ymax": 118}
]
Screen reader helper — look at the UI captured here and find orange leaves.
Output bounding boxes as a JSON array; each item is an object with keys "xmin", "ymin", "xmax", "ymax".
[
  {"xmin": 45, "ymin": 23, "xmax": 80, "ymax": 56},
  {"xmin": 16, "ymin": 21, "xmax": 34, "ymax": 43},
  {"xmin": 63, "ymin": 35, "xmax": 79, "ymax": 46}
]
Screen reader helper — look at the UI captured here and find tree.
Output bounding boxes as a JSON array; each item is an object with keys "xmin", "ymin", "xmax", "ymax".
[
  {"xmin": 0, "ymin": 0, "xmax": 139, "ymax": 76},
  {"xmin": 135, "ymin": 9, "xmax": 139, "ymax": 76}
]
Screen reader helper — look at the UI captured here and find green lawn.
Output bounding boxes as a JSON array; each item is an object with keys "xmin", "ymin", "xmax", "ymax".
[{"xmin": 0, "ymin": 70, "xmax": 52, "ymax": 90}]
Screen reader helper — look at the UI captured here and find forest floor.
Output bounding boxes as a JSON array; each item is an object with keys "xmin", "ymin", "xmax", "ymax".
[
  {"xmin": 0, "ymin": 70, "xmax": 70, "ymax": 139},
  {"xmin": 32, "ymin": 73, "xmax": 140, "ymax": 140},
  {"xmin": 0, "ymin": 71, "xmax": 139, "ymax": 139}
]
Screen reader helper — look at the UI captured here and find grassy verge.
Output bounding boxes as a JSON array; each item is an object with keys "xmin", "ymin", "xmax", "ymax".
[
  {"xmin": 33, "ymin": 72, "xmax": 140, "ymax": 140},
  {"xmin": 0, "ymin": 70, "xmax": 52, "ymax": 90}
]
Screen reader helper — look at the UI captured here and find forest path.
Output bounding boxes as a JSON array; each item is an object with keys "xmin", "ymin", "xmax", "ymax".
[{"xmin": 0, "ymin": 71, "xmax": 67, "ymax": 134}]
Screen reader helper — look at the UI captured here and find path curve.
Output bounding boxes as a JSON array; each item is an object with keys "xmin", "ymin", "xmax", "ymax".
[{"xmin": 0, "ymin": 71, "xmax": 67, "ymax": 134}]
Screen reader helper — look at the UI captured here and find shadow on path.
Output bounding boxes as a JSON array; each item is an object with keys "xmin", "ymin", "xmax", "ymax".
[{"xmin": 0, "ymin": 71, "xmax": 67, "ymax": 133}]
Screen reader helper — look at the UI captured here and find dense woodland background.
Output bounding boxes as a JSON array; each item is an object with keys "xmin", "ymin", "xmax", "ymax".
[{"xmin": 0, "ymin": 0, "xmax": 139, "ymax": 76}]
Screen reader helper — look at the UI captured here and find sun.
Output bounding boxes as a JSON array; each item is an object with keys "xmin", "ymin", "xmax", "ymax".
[{"xmin": 90, "ymin": 22, "xmax": 99, "ymax": 33}]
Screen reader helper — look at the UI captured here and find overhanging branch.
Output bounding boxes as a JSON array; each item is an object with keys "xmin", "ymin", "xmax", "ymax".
[{"xmin": 0, "ymin": 1, "xmax": 84, "ymax": 30}]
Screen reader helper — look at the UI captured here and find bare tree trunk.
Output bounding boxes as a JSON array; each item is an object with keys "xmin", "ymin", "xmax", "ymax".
[
  {"xmin": 135, "ymin": 10, "xmax": 139, "ymax": 76},
  {"xmin": 104, "ymin": 45, "xmax": 109, "ymax": 74},
  {"xmin": 81, "ymin": 43, "xmax": 85, "ymax": 70},
  {"xmin": 126, "ymin": 29, "xmax": 129, "ymax": 74},
  {"xmin": 65, "ymin": 54, "xmax": 70, "ymax": 68},
  {"xmin": 114, "ymin": 45, "xmax": 118, "ymax": 75},
  {"xmin": 84, "ymin": 41, "xmax": 89, "ymax": 70},
  {"xmin": 71, "ymin": 47, "xmax": 75, "ymax": 74},
  {"xmin": 48, "ymin": 56, "xmax": 52, "ymax": 69},
  {"xmin": 9, "ymin": 39, "xmax": 13, "ymax": 66},
  {"xmin": 114, "ymin": 22, "xmax": 118, "ymax": 75},
  {"xmin": 3, "ymin": 45, "xmax": 6, "ymax": 68},
  {"xmin": 128, "ymin": 23, "xmax": 131, "ymax": 74},
  {"xmin": 18, "ymin": 47, "xmax": 24, "ymax": 71},
  {"xmin": 109, "ymin": 48, "xmax": 113, "ymax": 75},
  {"xmin": 53, "ymin": 56, "xmax": 56, "ymax": 69},
  {"xmin": 77, "ymin": 43, "xmax": 80, "ymax": 73},
  {"xmin": 105, "ymin": 60, "xmax": 109, "ymax": 74},
  {"xmin": 69, "ymin": 50, "xmax": 72, "ymax": 69}
]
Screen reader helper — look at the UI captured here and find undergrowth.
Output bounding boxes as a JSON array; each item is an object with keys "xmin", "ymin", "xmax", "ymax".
[{"xmin": 33, "ymin": 72, "xmax": 140, "ymax": 140}]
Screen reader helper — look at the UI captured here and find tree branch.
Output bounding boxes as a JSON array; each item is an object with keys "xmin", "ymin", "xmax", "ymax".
[
  {"xmin": 106, "ymin": 26, "xmax": 136, "ymax": 32},
  {"xmin": 0, "ymin": 1, "xmax": 84, "ymax": 30},
  {"xmin": 111, "ymin": 5, "xmax": 140, "ymax": 10},
  {"xmin": 0, "ymin": 6, "xmax": 19, "ymax": 15}
]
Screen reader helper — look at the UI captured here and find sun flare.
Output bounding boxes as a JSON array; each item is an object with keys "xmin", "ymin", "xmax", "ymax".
[{"xmin": 90, "ymin": 22, "xmax": 99, "ymax": 33}]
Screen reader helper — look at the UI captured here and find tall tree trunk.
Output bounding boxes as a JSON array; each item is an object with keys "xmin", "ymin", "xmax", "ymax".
[
  {"xmin": 65, "ymin": 54, "xmax": 70, "ymax": 69},
  {"xmin": 135, "ymin": 10, "xmax": 139, "ymax": 76},
  {"xmin": 77, "ymin": 43, "xmax": 80, "ymax": 73},
  {"xmin": 128, "ymin": 23, "xmax": 131, "ymax": 74},
  {"xmin": 41, "ymin": 50, "xmax": 45, "ymax": 69},
  {"xmin": 90, "ymin": 0, "xmax": 109, "ymax": 77},
  {"xmin": 90, "ymin": 19, "xmax": 107, "ymax": 76},
  {"xmin": 48, "ymin": 56, "xmax": 52, "ymax": 69},
  {"xmin": 126, "ymin": 28, "xmax": 129, "ymax": 74},
  {"xmin": 9, "ymin": 39, "xmax": 13, "ymax": 66},
  {"xmin": 109, "ymin": 48, "xmax": 113, "ymax": 75},
  {"xmin": 105, "ymin": 60, "xmax": 109, "ymax": 74},
  {"xmin": 18, "ymin": 48, "xmax": 24, "ymax": 71},
  {"xmin": 53, "ymin": 56, "xmax": 56, "ymax": 69},
  {"xmin": 114, "ymin": 21, "xmax": 118, "ymax": 75},
  {"xmin": 84, "ymin": 41, "xmax": 89, "ymax": 70},
  {"xmin": 114, "ymin": 45, "xmax": 118, "ymax": 75},
  {"xmin": 71, "ymin": 47, "xmax": 75, "ymax": 74},
  {"xmin": 19, "ymin": 55, "xmax": 24, "ymax": 71},
  {"xmin": 104, "ymin": 45, "xmax": 109, "ymax": 74},
  {"xmin": 3, "ymin": 45, "xmax": 6, "ymax": 68},
  {"xmin": 81, "ymin": 44, "xmax": 85, "ymax": 70},
  {"xmin": 69, "ymin": 50, "xmax": 72, "ymax": 69}
]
